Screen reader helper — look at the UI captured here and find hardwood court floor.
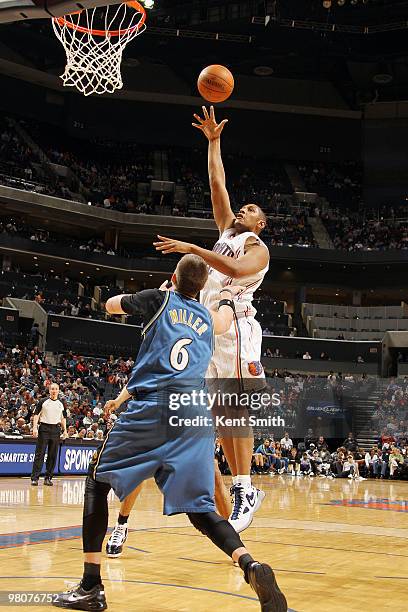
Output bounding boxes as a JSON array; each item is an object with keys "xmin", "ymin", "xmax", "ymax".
[{"xmin": 0, "ymin": 475, "xmax": 407, "ymax": 611}]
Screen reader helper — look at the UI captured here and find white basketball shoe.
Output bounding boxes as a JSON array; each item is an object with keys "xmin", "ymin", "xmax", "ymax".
[{"xmin": 228, "ymin": 485, "xmax": 265, "ymax": 533}]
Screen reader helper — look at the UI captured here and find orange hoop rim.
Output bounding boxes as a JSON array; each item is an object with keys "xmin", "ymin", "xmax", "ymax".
[{"xmin": 53, "ymin": 1, "xmax": 146, "ymax": 37}]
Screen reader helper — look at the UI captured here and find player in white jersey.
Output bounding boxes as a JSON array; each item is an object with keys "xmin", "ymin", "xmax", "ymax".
[
  {"xmin": 104, "ymin": 108, "xmax": 269, "ymax": 555},
  {"xmin": 154, "ymin": 106, "xmax": 270, "ymax": 532}
]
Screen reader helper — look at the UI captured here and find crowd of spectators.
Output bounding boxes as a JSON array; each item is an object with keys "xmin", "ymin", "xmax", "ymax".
[
  {"xmin": 0, "ymin": 122, "xmax": 73, "ymax": 199},
  {"xmin": 371, "ymin": 378, "xmax": 408, "ymax": 440},
  {"xmin": 245, "ymin": 431, "xmax": 408, "ymax": 480},
  {"xmin": 262, "ymin": 213, "xmax": 317, "ymax": 248},
  {"xmin": 0, "ymin": 214, "xmax": 183, "ymax": 263},
  {"xmin": 263, "ymin": 345, "xmax": 368, "ymax": 364},
  {"xmin": 322, "ymin": 209, "xmax": 408, "ymax": 251},
  {"xmin": 216, "ymin": 425, "xmax": 408, "ymax": 481},
  {"xmin": 1, "ymin": 341, "xmax": 406, "ymax": 481},
  {"xmin": 7, "ymin": 115, "xmax": 408, "ymax": 255},
  {"xmin": 46, "ymin": 142, "xmax": 155, "ymax": 214},
  {"xmin": 298, "ymin": 161, "xmax": 362, "ymax": 208},
  {"xmin": 1, "ymin": 216, "xmax": 120, "ymax": 257},
  {"xmin": 0, "ymin": 347, "xmax": 133, "ymax": 440},
  {"xmin": 0, "ymin": 262, "xmax": 104, "ymax": 321}
]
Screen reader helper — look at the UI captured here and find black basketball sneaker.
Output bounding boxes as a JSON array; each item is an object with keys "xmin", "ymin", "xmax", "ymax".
[
  {"xmin": 53, "ymin": 582, "xmax": 107, "ymax": 610},
  {"xmin": 245, "ymin": 562, "xmax": 288, "ymax": 612}
]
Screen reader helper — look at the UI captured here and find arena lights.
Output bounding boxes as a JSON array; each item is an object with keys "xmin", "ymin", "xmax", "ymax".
[{"xmin": 326, "ymin": 0, "xmax": 371, "ymax": 6}]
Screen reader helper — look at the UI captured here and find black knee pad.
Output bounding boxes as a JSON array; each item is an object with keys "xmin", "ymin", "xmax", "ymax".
[
  {"xmin": 83, "ymin": 476, "xmax": 111, "ymax": 553},
  {"xmin": 187, "ymin": 512, "xmax": 244, "ymax": 557}
]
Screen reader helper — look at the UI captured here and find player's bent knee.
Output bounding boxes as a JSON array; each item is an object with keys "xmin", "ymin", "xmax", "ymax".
[{"xmin": 187, "ymin": 512, "xmax": 244, "ymax": 557}]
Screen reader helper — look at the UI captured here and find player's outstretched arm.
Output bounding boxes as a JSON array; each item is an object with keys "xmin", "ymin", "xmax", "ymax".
[
  {"xmin": 154, "ymin": 235, "xmax": 269, "ymax": 279},
  {"xmin": 106, "ymin": 294, "xmax": 129, "ymax": 315},
  {"xmin": 192, "ymin": 106, "xmax": 235, "ymax": 233}
]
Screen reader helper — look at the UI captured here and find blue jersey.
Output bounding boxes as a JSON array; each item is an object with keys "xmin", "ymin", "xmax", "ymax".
[{"xmin": 124, "ymin": 290, "xmax": 214, "ymax": 395}]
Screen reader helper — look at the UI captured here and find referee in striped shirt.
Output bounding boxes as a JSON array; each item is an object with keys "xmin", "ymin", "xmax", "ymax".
[{"xmin": 31, "ymin": 383, "xmax": 68, "ymax": 486}]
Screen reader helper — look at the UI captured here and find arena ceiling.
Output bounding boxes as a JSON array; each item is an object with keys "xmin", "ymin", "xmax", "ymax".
[{"xmin": 1, "ymin": 0, "xmax": 408, "ymax": 108}]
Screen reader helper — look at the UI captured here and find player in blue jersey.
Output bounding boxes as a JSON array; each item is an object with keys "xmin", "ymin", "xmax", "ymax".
[{"xmin": 53, "ymin": 254, "xmax": 287, "ymax": 612}]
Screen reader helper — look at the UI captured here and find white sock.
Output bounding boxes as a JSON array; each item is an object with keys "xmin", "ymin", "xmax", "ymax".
[
  {"xmin": 236, "ymin": 475, "xmax": 251, "ymax": 488},
  {"xmin": 232, "ymin": 476, "xmax": 239, "ymax": 485}
]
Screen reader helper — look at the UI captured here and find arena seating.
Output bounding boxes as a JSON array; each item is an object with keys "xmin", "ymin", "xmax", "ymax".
[
  {"xmin": 1, "ymin": 338, "xmax": 405, "ymax": 480},
  {"xmin": 297, "ymin": 160, "xmax": 362, "ymax": 208},
  {"xmin": 254, "ymin": 297, "xmax": 294, "ymax": 336},
  {"xmin": 303, "ymin": 303, "xmax": 408, "ymax": 341},
  {"xmin": 322, "ymin": 210, "xmax": 408, "ymax": 251}
]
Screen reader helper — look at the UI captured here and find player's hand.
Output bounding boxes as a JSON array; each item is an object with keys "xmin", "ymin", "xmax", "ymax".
[
  {"xmin": 159, "ymin": 279, "xmax": 174, "ymax": 291},
  {"xmin": 220, "ymin": 285, "xmax": 245, "ymax": 298},
  {"xmin": 153, "ymin": 235, "xmax": 193, "ymax": 255},
  {"xmin": 104, "ymin": 399, "xmax": 119, "ymax": 418},
  {"xmin": 192, "ymin": 106, "xmax": 228, "ymax": 141},
  {"xmin": 32, "ymin": 428, "xmax": 38, "ymax": 438}
]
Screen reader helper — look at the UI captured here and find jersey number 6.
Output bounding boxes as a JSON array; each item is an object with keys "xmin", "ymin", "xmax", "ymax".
[{"xmin": 170, "ymin": 338, "xmax": 193, "ymax": 371}]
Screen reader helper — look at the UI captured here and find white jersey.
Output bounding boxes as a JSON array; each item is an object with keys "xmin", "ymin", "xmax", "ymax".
[
  {"xmin": 201, "ymin": 228, "xmax": 269, "ymax": 316},
  {"xmin": 34, "ymin": 397, "xmax": 66, "ymax": 425}
]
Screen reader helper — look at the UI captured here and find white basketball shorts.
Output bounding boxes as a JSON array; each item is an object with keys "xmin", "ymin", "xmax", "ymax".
[{"xmin": 207, "ymin": 315, "xmax": 265, "ymax": 391}]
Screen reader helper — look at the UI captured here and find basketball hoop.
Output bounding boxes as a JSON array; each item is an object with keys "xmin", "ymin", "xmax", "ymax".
[{"xmin": 52, "ymin": 1, "xmax": 147, "ymax": 96}]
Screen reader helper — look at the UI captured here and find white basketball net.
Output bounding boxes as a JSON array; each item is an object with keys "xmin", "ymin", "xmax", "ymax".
[{"xmin": 52, "ymin": 2, "xmax": 146, "ymax": 96}]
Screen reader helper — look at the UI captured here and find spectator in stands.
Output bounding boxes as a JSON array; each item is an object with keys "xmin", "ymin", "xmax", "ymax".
[
  {"xmin": 303, "ymin": 352, "xmax": 312, "ymax": 360},
  {"xmin": 93, "ymin": 402, "xmax": 103, "ymax": 418},
  {"xmin": 304, "ymin": 428, "xmax": 316, "ymax": 449},
  {"xmin": 335, "ymin": 454, "xmax": 359, "ymax": 479},
  {"xmin": 354, "ymin": 447, "xmax": 366, "ymax": 476},
  {"xmin": 327, "ymin": 371, "xmax": 337, "ymax": 385},
  {"xmin": 365, "ymin": 447, "xmax": 377, "ymax": 477},
  {"xmin": 288, "ymin": 447, "xmax": 301, "ymax": 476},
  {"xmin": 255, "ymin": 439, "xmax": 281, "ymax": 473},
  {"xmin": 280, "ymin": 432, "xmax": 293, "ymax": 455},
  {"xmin": 82, "ymin": 410, "xmax": 93, "ymax": 428},
  {"xmin": 356, "ymin": 355, "xmax": 365, "ymax": 364},
  {"xmin": 343, "ymin": 432, "xmax": 357, "ymax": 453},
  {"xmin": 372, "ymin": 449, "xmax": 388, "ymax": 479},
  {"xmin": 331, "ymin": 447, "xmax": 346, "ymax": 475},
  {"xmin": 29, "ymin": 323, "xmax": 40, "ymax": 347},
  {"xmin": 300, "ymin": 453, "xmax": 312, "ymax": 476},
  {"xmin": 275, "ymin": 442, "xmax": 289, "ymax": 473},
  {"xmin": 389, "ymin": 446, "xmax": 404, "ymax": 478},
  {"xmin": 316, "ymin": 436, "xmax": 328, "ymax": 452}
]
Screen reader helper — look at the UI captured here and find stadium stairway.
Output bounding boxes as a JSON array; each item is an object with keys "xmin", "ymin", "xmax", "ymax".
[
  {"xmin": 154, "ymin": 150, "xmax": 169, "ymax": 181},
  {"xmin": 354, "ymin": 379, "xmax": 388, "ymax": 450},
  {"xmin": 6, "ymin": 117, "xmax": 78, "ymax": 196},
  {"xmin": 174, "ymin": 183, "xmax": 188, "ymax": 210},
  {"xmin": 308, "ymin": 216, "xmax": 334, "ymax": 249},
  {"xmin": 9, "ymin": 117, "xmax": 86, "ymax": 201},
  {"xmin": 284, "ymin": 163, "xmax": 306, "ymax": 193}
]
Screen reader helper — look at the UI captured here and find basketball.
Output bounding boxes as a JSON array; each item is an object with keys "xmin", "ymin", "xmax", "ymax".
[{"xmin": 197, "ymin": 64, "xmax": 234, "ymax": 103}]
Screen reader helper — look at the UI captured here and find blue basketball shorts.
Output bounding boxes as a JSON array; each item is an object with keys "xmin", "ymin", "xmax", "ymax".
[{"xmin": 92, "ymin": 396, "xmax": 216, "ymax": 515}]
